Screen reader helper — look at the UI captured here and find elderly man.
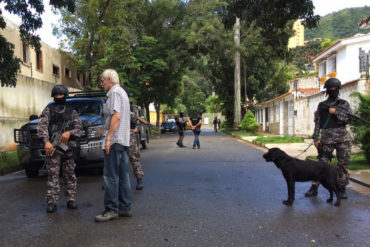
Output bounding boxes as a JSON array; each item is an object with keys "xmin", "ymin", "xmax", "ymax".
[{"xmin": 95, "ymin": 69, "xmax": 132, "ymax": 222}]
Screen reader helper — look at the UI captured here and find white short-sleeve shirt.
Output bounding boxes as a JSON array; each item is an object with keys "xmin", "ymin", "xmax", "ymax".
[{"xmin": 103, "ymin": 85, "xmax": 130, "ymax": 147}]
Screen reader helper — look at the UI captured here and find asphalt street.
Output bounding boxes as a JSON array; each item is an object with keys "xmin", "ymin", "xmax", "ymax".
[{"xmin": 0, "ymin": 129, "xmax": 369, "ymax": 247}]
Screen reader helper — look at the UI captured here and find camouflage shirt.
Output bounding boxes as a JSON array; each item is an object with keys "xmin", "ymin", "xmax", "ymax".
[
  {"xmin": 37, "ymin": 105, "xmax": 83, "ymax": 148},
  {"xmin": 312, "ymin": 98, "xmax": 352, "ymax": 144}
]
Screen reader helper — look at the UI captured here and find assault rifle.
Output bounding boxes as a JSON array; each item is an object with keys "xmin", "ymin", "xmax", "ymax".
[
  {"xmin": 50, "ymin": 120, "xmax": 71, "ymax": 156},
  {"xmin": 137, "ymin": 116, "xmax": 159, "ymax": 131},
  {"xmin": 321, "ymin": 103, "xmax": 370, "ymax": 125}
]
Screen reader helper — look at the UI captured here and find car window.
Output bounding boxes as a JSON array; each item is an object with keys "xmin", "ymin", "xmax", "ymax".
[{"xmin": 67, "ymin": 101, "xmax": 103, "ymax": 116}]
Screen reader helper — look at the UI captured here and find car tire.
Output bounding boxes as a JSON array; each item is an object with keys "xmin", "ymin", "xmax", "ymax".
[{"xmin": 25, "ymin": 169, "xmax": 39, "ymax": 178}]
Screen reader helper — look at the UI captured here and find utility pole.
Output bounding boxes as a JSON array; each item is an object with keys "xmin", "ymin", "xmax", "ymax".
[{"xmin": 234, "ymin": 17, "xmax": 241, "ymax": 128}]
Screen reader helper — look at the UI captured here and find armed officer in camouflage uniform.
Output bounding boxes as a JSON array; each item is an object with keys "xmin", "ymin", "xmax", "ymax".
[
  {"xmin": 37, "ymin": 85, "xmax": 83, "ymax": 213},
  {"xmin": 176, "ymin": 111, "xmax": 187, "ymax": 147},
  {"xmin": 128, "ymin": 105, "xmax": 145, "ymax": 190},
  {"xmin": 306, "ymin": 78, "xmax": 352, "ymax": 199}
]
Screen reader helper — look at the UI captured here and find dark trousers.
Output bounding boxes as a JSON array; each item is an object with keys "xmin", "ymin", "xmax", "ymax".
[{"xmin": 103, "ymin": 143, "xmax": 131, "ymax": 212}]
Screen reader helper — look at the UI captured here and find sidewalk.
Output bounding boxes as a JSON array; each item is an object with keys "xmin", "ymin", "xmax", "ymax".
[{"xmin": 234, "ymin": 135, "xmax": 370, "ymax": 188}]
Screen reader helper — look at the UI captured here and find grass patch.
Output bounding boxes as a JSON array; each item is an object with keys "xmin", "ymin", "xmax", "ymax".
[
  {"xmin": 306, "ymin": 152, "xmax": 369, "ymax": 170},
  {"xmin": 0, "ymin": 150, "xmax": 21, "ymax": 174},
  {"xmin": 149, "ymin": 128, "xmax": 160, "ymax": 135},
  {"xmin": 254, "ymin": 136, "xmax": 304, "ymax": 144},
  {"xmin": 222, "ymin": 128, "xmax": 262, "ymax": 137}
]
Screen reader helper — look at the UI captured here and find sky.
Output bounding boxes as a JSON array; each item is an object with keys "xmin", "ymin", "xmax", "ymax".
[{"xmin": 1, "ymin": 0, "xmax": 370, "ymax": 49}]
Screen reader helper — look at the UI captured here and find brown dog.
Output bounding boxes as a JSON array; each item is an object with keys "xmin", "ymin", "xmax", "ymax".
[{"xmin": 263, "ymin": 148, "xmax": 342, "ymax": 206}]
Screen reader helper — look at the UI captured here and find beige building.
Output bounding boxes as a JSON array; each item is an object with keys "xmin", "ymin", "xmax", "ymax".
[
  {"xmin": 288, "ymin": 21, "xmax": 305, "ymax": 49},
  {"xmin": 0, "ymin": 16, "xmax": 85, "ymax": 88},
  {"xmin": 0, "ymin": 16, "xmax": 84, "ymax": 147}
]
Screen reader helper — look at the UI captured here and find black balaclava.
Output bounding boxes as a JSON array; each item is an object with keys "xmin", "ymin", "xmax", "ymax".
[
  {"xmin": 327, "ymin": 88, "xmax": 339, "ymax": 101},
  {"xmin": 54, "ymin": 96, "xmax": 67, "ymax": 105}
]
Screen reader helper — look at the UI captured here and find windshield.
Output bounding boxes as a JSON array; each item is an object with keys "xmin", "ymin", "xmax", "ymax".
[{"xmin": 67, "ymin": 100, "xmax": 103, "ymax": 116}]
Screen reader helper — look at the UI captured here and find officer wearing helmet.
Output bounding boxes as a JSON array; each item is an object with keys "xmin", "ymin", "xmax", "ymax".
[
  {"xmin": 306, "ymin": 78, "xmax": 353, "ymax": 199},
  {"xmin": 37, "ymin": 84, "xmax": 83, "ymax": 213},
  {"xmin": 175, "ymin": 110, "xmax": 187, "ymax": 147}
]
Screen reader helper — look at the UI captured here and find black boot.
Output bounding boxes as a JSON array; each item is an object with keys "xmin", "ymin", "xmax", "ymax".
[
  {"xmin": 47, "ymin": 203, "xmax": 57, "ymax": 213},
  {"xmin": 67, "ymin": 200, "xmax": 78, "ymax": 209},
  {"xmin": 136, "ymin": 177, "xmax": 143, "ymax": 190},
  {"xmin": 305, "ymin": 184, "xmax": 319, "ymax": 197},
  {"xmin": 338, "ymin": 188, "xmax": 348, "ymax": 199}
]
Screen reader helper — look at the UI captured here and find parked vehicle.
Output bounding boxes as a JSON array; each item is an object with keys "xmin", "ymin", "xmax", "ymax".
[
  {"xmin": 160, "ymin": 119, "xmax": 178, "ymax": 134},
  {"xmin": 14, "ymin": 91, "xmax": 106, "ymax": 178}
]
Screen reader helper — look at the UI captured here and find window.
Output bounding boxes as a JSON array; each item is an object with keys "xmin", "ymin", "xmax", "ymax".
[
  {"xmin": 52, "ymin": 65, "xmax": 60, "ymax": 78},
  {"xmin": 65, "ymin": 68, "xmax": 71, "ymax": 78},
  {"xmin": 36, "ymin": 50, "xmax": 43, "ymax": 72},
  {"xmin": 318, "ymin": 61, "xmax": 326, "ymax": 77},
  {"xmin": 265, "ymin": 107, "xmax": 269, "ymax": 122},
  {"xmin": 327, "ymin": 56, "xmax": 336, "ymax": 74},
  {"xmin": 22, "ymin": 43, "xmax": 29, "ymax": 63}
]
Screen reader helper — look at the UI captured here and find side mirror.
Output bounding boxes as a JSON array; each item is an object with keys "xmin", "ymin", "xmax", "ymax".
[{"xmin": 29, "ymin": 114, "xmax": 38, "ymax": 121}]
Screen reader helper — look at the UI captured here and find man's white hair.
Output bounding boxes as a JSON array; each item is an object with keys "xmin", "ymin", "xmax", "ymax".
[{"xmin": 101, "ymin": 69, "xmax": 120, "ymax": 85}]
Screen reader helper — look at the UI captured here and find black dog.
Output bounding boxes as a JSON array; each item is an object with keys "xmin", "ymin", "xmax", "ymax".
[{"xmin": 263, "ymin": 148, "xmax": 342, "ymax": 206}]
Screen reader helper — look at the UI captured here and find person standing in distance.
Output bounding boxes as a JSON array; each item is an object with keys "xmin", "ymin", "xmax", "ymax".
[
  {"xmin": 189, "ymin": 110, "xmax": 202, "ymax": 149},
  {"xmin": 176, "ymin": 110, "xmax": 187, "ymax": 148}
]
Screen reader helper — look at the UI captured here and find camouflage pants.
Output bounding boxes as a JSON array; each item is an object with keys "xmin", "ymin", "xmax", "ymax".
[
  {"xmin": 128, "ymin": 133, "xmax": 144, "ymax": 179},
  {"xmin": 314, "ymin": 141, "xmax": 351, "ymax": 187},
  {"xmin": 46, "ymin": 151, "xmax": 77, "ymax": 204}
]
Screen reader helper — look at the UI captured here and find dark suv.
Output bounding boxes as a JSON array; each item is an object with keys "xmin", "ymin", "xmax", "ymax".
[{"xmin": 14, "ymin": 91, "xmax": 106, "ymax": 178}]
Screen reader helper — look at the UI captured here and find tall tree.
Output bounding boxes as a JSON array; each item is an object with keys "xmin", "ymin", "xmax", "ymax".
[{"xmin": 54, "ymin": 0, "xmax": 137, "ymax": 87}]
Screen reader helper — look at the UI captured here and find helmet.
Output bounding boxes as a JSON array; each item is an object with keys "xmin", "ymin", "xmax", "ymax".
[
  {"xmin": 324, "ymin": 78, "xmax": 341, "ymax": 89},
  {"xmin": 179, "ymin": 110, "xmax": 184, "ymax": 115},
  {"xmin": 51, "ymin": 84, "xmax": 69, "ymax": 97}
]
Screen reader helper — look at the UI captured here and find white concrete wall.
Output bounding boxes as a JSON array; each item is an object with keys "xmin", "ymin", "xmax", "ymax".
[
  {"xmin": 279, "ymin": 101, "xmax": 284, "ymax": 135},
  {"xmin": 0, "ymin": 75, "xmax": 78, "ymax": 147}
]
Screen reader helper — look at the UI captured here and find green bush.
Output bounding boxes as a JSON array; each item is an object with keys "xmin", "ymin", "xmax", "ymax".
[
  {"xmin": 350, "ymin": 92, "xmax": 370, "ymax": 164},
  {"xmin": 240, "ymin": 110, "xmax": 259, "ymax": 132},
  {"xmin": 220, "ymin": 120, "xmax": 227, "ymax": 129}
]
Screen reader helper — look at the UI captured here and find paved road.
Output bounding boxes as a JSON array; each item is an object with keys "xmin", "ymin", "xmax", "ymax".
[{"xmin": 0, "ymin": 131, "xmax": 369, "ymax": 247}]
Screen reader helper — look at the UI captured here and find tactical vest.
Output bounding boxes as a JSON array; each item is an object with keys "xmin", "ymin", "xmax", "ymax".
[
  {"xmin": 318, "ymin": 100, "xmax": 346, "ymax": 129},
  {"xmin": 48, "ymin": 105, "xmax": 75, "ymax": 140}
]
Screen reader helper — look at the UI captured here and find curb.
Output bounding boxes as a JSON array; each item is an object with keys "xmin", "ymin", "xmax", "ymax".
[
  {"xmin": 349, "ymin": 177, "xmax": 370, "ymax": 188},
  {"xmin": 224, "ymin": 131, "xmax": 370, "ymax": 188}
]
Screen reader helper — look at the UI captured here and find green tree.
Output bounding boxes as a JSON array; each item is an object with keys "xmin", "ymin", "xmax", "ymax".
[
  {"xmin": 54, "ymin": 0, "xmax": 136, "ymax": 87},
  {"xmin": 289, "ymin": 39, "xmax": 322, "ymax": 73},
  {"xmin": 240, "ymin": 110, "xmax": 259, "ymax": 132},
  {"xmin": 205, "ymin": 95, "xmax": 222, "ymax": 113},
  {"xmin": 305, "ymin": 6, "xmax": 370, "ymax": 40},
  {"xmin": 0, "ymin": 0, "xmax": 75, "ymax": 87},
  {"xmin": 320, "ymin": 38, "xmax": 337, "ymax": 50},
  {"xmin": 350, "ymin": 92, "xmax": 370, "ymax": 164}
]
